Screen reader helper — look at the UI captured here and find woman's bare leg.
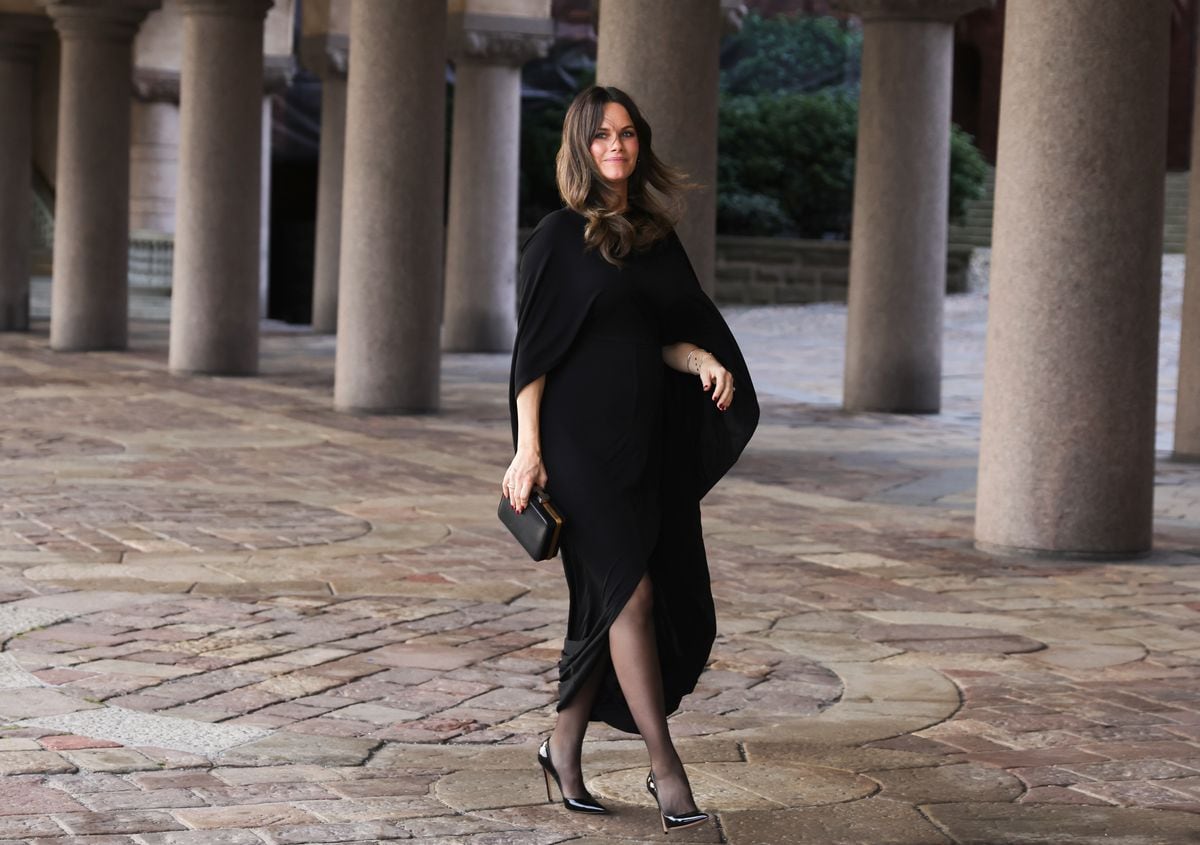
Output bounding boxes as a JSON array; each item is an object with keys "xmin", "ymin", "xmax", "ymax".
[
  {"xmin": 608, "ymin": 573, "xmax": 700, "ymax": 816},
  {"xmin": 547, "ymin": 656, "xmax": 605, "ymax": 798}
]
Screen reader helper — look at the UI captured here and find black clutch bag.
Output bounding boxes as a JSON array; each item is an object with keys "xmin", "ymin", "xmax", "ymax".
[{"xmin": 498, "ymin": 487, "xmax": 564, "ymax": 561}]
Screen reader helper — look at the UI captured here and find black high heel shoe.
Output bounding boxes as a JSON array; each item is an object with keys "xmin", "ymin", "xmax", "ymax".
[
  {"xmin": 537, "ymin": 739, "xmax": 607, "ymax": 814},
  {"xmin": 646, "ymin": 770, "xmax": 710, "ymax": 834}
]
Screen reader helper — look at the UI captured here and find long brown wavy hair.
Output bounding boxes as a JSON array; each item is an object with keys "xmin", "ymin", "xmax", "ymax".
[{"xmin": 555, "ymin": 86, "xmax": 691, "ymax": 266}]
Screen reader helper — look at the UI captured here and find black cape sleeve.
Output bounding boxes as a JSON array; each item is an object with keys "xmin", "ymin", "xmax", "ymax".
[
  {"xmin": 508, "ymin": 212, "xmax": 603, "ymax": 451},
  {"xmin": 657, "ymin": 230, "xmax": 759, "ymax": 498}
]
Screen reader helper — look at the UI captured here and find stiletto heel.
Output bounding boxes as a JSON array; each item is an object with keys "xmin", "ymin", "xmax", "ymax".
[
  {"xmin": 646, "ymin": 770, "xmax": 709, "ymax": 834},
  {"xmin": 537, "ymin": 738, "xmax": 607, "ymax": 814}
]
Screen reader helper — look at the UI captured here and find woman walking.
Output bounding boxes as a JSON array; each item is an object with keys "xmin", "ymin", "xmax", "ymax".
[{"xmin": 502, "ymin": 85, "xmax": 758, "ymax": 833}]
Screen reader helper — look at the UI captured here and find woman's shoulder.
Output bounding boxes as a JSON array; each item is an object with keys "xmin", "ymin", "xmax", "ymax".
[
  {"xmin": 522, "ymin": 207, "xmax": 585, "ymax": 258},
  {"xmin": 533, "ymin": 207, "xmax": 586, "ymax": 237}
]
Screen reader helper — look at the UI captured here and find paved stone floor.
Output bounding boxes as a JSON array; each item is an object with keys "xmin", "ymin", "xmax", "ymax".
[{"xmin": 1, "ymin": 254, "xmax": 1199, "ymax": 843}]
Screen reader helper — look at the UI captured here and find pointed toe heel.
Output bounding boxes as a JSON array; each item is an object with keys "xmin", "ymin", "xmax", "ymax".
[
  {"xmin": 646, "ymin": 770, "xmax": 710, "ymax": 834},
  {"xmin": 537, "ymin": 739, "xmax": 608, "ymax": 814}
]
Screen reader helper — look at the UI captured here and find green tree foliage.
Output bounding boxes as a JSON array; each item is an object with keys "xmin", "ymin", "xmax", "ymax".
[
  {"xmin": 721, "ymin": 13, "xmax": 861, "ymax": 95},
  {"xmin": 520, "ymin": 101, "xmax": 570, "ymax": 228}
]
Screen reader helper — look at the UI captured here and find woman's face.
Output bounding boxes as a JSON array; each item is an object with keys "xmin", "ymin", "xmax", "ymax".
[{"xmin": 589, "ymin": 102, "xmax": 639, "ymax": 185}]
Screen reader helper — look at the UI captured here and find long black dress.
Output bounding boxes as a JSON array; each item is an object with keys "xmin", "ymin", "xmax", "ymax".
[{"xmin": 508, "ymin": 208, "xmax": 758, "ymax": 734}]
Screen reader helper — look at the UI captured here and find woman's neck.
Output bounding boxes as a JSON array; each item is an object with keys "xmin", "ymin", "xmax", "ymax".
[{"xmin": 612, "ymin": 181, "xmax": 629, "ymax": 214}]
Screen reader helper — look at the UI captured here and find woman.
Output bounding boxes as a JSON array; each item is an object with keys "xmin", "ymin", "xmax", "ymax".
[{"xmin": 502, "ymin": 85, "xmax": 758, "ymax": 833}]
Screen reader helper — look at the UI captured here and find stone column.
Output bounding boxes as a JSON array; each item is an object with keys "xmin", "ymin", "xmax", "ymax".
[
  {"xmin": 334, "ymin": 0, "xmax": 447, "ymax": 413},
  {"xmin": 0, "ymin": 15, "xmax": 48, "ymax": 332},
  {"xmin": 1174, "ymin": 8, "xmax": 1200, "ymax": 458},
  {"xmin": 169, "ymin": 0, "xmax": 272, "ymax": 375},
  {"xmin": 43, "ymin": 0, "xmax": 159, "ymax": 351},
  {"xmin": 258, "ymin": 92, "xmax": 272, "ymax": 318},
  {"xmin": 442, "ymin": 12, "xmax": 552, "ymax": 352},
  {"xmin": 130, "ymin": 71, "xmax": 180, "ymax": 236},
  {"xmin": 302, "ymin": 36, "xmax": 347, "ymax": 334},
  {"xmin": 975, "ymin": 0, "xmax": 1170, "ymax": 556},
  {"xmin": 596, "ymin": 0, "xmax": 722, "ymax": 296},
  {"xmin": 840, "ymin": 0, "xmax": 989, "ymax": 413}
]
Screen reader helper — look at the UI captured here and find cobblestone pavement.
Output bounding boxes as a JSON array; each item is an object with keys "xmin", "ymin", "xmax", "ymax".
[{"xmin": 0, "ymin": 254, "xmax": 1198, "ymax": 843}]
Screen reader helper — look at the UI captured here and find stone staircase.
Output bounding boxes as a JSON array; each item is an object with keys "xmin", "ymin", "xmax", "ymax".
[
  {"xmin": 947, "ymin": 167, "xmax": 995, "ymax": 250},
  {"xmin": 1164, "ymin": 170, "xmax": 1189, "ymax": 254},
  {"xmin": 949, "ymin": 166, "xmax": 1191, "ymax": 254}
]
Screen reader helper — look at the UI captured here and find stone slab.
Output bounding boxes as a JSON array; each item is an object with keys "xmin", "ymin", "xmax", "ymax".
[
  {"xmin": 866, "ymin": 762, "xmax": 1024, "ymax": 803},
  {"xmin": 922, "ymin": 802, "xmax": 1200, "ymax": 844},
  {"xmin": 217, "ymin": 732, "xmax": 379, "ymax": 766},
  {"xmin": 0, "ymin": 688, "xmax": 102, "ymax": 720},
  {"xmin": 721, "ymin": 798, "xmax": 952, "ymax": 845},
  {"xmin": 23, "ymin": 707, "xmax": 270, "ymax": 756}
]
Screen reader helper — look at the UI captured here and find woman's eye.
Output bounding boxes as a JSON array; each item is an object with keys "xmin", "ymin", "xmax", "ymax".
[{"xmin": 622, "ymin": 130, "xmax": 635, "ymax": 137}]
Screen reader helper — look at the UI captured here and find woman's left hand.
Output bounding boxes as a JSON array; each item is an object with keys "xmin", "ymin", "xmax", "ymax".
[{"xmin": 698, "ymin": 353, "xmax": 735, "ymax": 411}]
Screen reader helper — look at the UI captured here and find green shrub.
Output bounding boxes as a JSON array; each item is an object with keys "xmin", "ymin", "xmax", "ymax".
[
  {"xmin": 718, "ymin": 90, "xmax": 858, "ymax": 237},
  {"xmin": 718, "ymin": 89, "xmax": 989, "ymax": 238},
  {"xmin": 949, "ymin": 124, "xmax": 988, "ymax": 223}
]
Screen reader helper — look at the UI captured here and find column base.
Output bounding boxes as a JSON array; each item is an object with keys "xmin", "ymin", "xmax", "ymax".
[
  {"xmin": 169, "ymin": 367, "xmax": 258, "ymax": 378},
  {"xmin": 332, "ymin": 403, "xmax": 439, "ymax": 417},
  {"xmin": 843, "ymin": 402, "xmax": 941, "ymax": 415},
  {"xmin": 973, "ymin": 540, "xmax": 1151, "ymax": 562}
]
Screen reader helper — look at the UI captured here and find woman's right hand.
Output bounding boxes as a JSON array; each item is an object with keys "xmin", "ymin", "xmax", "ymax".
[{"xmin": 502, "ymin": 447, "xmax": 548, "ymax": 513}]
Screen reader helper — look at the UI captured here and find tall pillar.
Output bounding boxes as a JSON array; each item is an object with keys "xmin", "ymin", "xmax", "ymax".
[
  {"xmin": 442, "ymin": 10, "xmax": 552, "ymax": 352},
  {"xmin": 1174, "ymin": 8, "xmax": 1200, "ymax": 458},
  {"xmin": 840, "ymin": 0, "xmax": 989, "ymax": 413},
  {"xmin": 43, "ymin": 0, "xmax": 159, "ymax": 351},
  {"xmin": 169, "ymin": 0, "xmax": 272, "ymax": 375},
  {"xmin": 129, "ymin": 94, "xmax": 180, "ymax": 235},
  {"xmin": 301, "ymin": 35, "xmax": 347, "ymax": 334},
  {"xmin": 596, "ymin": 0, "xmax": 722, "ymax": 296},
  {"xmin": 0, "ymin": 15, "xmax": 48, "ymax": 332},
  {"xmin": 258, "ymin": 93, "xmax": 272, "ymax": 319},
  {"xmin": 975, "ymin": 0, "xmax": 1170, "ymax": 556},
  {"xmin": 334, "ymin": 0, "xmax": 447, "ymax": 412}
]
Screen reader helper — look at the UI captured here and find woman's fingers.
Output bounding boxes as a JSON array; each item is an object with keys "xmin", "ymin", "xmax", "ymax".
[
  {"xmin": 711, "ymin": 370, "xmax": 734, "ymax": 410},
  {"xmin": 514, "ymin": 480, "xmax": 532, "ymax": 512}
]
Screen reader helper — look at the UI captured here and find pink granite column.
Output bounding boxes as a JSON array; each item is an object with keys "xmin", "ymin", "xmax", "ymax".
[
  {"xmin": 301, "ymin": 35, "xmax": 347, "ymax": 335},
  {"xmin": 334, "ymin": 0, "xmax": 447, "ymax": 412},
  {"xmin": 975, "ymin": 0, "xmax": 1170, "ymax": 556},
  {"xmin": 841, "ymin": 0, "xmax": 989, "ymax": 413},
  {"xmin": 43, "ymin": 0, "xmax": 159, "ymax": 351},
  {"xmin": 442, "ymin": 14, "xmax": 551, "ymax": 352},
  {"xmin": 168, "ymin": 0, "xmax": 272, "ymax": 375}
]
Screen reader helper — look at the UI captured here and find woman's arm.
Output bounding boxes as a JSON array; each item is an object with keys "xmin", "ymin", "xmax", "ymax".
[
  {"xmin": 662, "ymin": 342, "xmax": 735, "ymax": 411},
  {"xmin": 502, "ymin": 375, "xmax": 549, "ymax": 513}
]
